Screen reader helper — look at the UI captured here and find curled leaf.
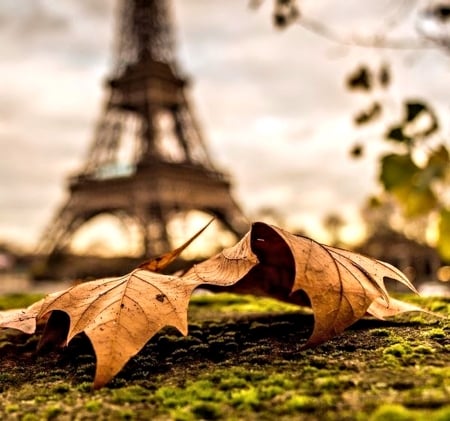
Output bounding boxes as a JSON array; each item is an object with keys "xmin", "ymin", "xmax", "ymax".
[{"xmin": 187, "ymin": 222, "xmax": 422, "ymax": 347}]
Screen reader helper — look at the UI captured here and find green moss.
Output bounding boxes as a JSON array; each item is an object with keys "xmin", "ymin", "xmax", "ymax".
[
  {"xmin": 77, "ymin": 382, "xmax": 93, "ymax": 392},
  {"xmin": 155, "ymin": 380, "xmax": 227, "ymax": 412},
  {"xmin": 5, "ymin": 404, "xmax": 19, "ymax": 413},
  {"xmin": 168, "ymin": 409, "xmax": 192, "ymax": 421},
  {"xmin": 428, "ymin": 301, "xmax": 450, "ymax": 313},
  {"xmin": 189, "ymin": 292, "xmax": 301, "ymax": 316},
  {"xmin": 413, "ymin": 344, "xmax": 435, "ymax": 355},
  {"xmin": 428, "ymin": 367, "xmax": 450, "ymax": 384},
  {"xmin": 50, "ymin": 382, "xmax": 71, "ymax": 395},
  {"xmin": 0, "ymin": 292, "xmax": 449, "ymax": 420},
  {"xmin": 432, "ymin": 406, "xmax": 450, "ymax": 421},
  {"xmin": 113, "ymin": 408, "xmax": 135, "ymax": 420},
  {"xmin": 230, "ymin": 387, "xmax": 261, "ymax": 410},
  {"xmin": 405, "ymin": 387, "xmax": 449, "ymax": 408},
  {"xmin": 0, "ymin": 293, "xmax": 44, "ymax": 310},
  {"xmin": 283, "ymin": 394, "xmax": 318, "ymax": 412},
  {"xmin": 258, "ymin": 385, "xmax": 284, "ymax": 399},
  {"xmin": 408, "ymin": 314, "xmax": 431, "ymax": 324},
  {"xmin": 369, "ymin": 404, "xmax": 416, "ymax": 421},
  {"xmin": 192, "ymin": 380, "xmax": 221, "ymax": 400},
  {"xmin": 371, "ymin": 328, "xmax": 391, "ymax": 337},
  {"xmin": 111, "ymin": 385, "xmax": 150, "ymax": 404},
  {"xmin": 85, "ymin": 400, "xmax": 102, "ymax": 412},
  {"xmin": 218, "ymin": 376, "xmax": 248, "ymax": 391},
  {"xmin": 262, "ymin": 372, "xmax": 295, "ymax": 389},
  {"xmin": 44, "ymin": 404, "xmax": 63, "ymax": 420},
  {"xmin": 425, "ymin": 328, "xmax": 446, "ymax": 339},
  {"xmin": 314, "ymin": 376, "xmax": 342, "ymax": 390},
  {"xmin": 21, "ymin": 414, "xmax": 40, "ymax": 421},
  {"xmin": 191, "ymin": 401, "xmax": 222, "ymax": 420},
  {"xmin": 383, "ymin": 342, "xmax": 415, "ymax": 366}
]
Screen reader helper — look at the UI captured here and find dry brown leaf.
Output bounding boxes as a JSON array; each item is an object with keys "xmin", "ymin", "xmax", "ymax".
[
  {"xmin": 185, "ymin": 222, "xmax": 423, "ymax": 347},
  {"xmin": 35, "ymin": 226, "xmax": 258, "ymax": 388},
  {"xmin": 0, "ymin": 299, "xmax": 44, "ymax": 334},
  {"xmin": 37, "ymin": 271, "xmax": 202, "ymax": 388}
]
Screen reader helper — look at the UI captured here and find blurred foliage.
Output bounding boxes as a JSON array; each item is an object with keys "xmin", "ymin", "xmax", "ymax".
[
  {"xmin": 346, "ymin": 64, "xmax": 390, "ymax": 92},
  {"xmin": 354, "ymin": 102, "xmax": 382, "ymax": 125},
  {"xmin": 348, "ymin": 64, "xmax": 450, "ymax": 261},
  {"xmin": 385, "ymin": 101, "xmax": 439, "ymax": 145},
  {"xmin": 437, "ymin": 209, "xmax": 450, "ymax": 261},
  {"xmin": 347, "ymin": 65, "xmax": 372, "ymax": 91},
  {"xmin": 251, "ymin": 3, "xmax": 450, "ymax": 260},
  {"xmin": 350, "ymin": 143, "xmax": 364, "ymax": 158},
  {"xmin": 250, "ymin": 0, "xmax": 299, "ymax": 28}
]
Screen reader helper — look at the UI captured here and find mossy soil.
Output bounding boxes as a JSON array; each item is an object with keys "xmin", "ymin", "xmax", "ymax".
[{"xmin": 0, "ymin": 292, "xmax": 449, "ymax": 421}]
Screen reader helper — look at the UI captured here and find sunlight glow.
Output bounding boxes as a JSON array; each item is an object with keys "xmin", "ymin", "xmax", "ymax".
[
  {"xmin": 68, "ymin": 210, "xmax": 238, "ymax": 259},
  {"xmin": 70, "ymin": 214, "xmax": 143, "ymax": 257}
]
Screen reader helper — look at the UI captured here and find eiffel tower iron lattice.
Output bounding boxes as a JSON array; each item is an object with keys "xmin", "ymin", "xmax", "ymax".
[{"xmin": 37, "ymin": 0, "xmax": 247, "ymax": 259}]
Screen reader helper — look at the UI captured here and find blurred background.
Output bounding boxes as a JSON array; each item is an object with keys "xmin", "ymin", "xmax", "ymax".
[{"xmin": 0, "ymin": 0, "xmax": 449, "ymax": 295}]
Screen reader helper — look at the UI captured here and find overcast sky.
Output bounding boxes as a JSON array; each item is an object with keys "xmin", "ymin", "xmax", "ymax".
[{"xmin": 1, "ymin": 0, "xmax": 449, "ymax": 252}]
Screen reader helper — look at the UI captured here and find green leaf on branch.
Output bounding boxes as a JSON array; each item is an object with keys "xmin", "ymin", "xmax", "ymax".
[
  {"xmin": 380, "ymin": 154, "xmax": 418, "ymax": 190},
  {"xmin": 380, "ymin": 154, "xmax": 437, "ymax": 217},
  {"xmin": 392, "ymin": 186, "xmax": 437, "ymax": 217},
  {"xmin": 426, "ymin": 145, "xmax": 450, "ymax": 180},
  {"xmin": 437, "ymin": 209, "xmax": 450, "ymax": 263}
]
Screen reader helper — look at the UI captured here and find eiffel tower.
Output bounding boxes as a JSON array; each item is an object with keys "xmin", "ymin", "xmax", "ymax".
[{"xmin": 37, "ymin": 0, "xmax": 247, "ymax": 259}]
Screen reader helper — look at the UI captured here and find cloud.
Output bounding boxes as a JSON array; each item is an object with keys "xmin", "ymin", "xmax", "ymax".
[
  {"xmin": 0, "ymin": 0, "xmax": 113, "ymax": 68},
  {"xmin": 70, "ymin": 0, "xmax": 112, "ymax": 18},
  {"xmin": 0, "ymin": 1, "xmax": 69, "ymax": 37}
]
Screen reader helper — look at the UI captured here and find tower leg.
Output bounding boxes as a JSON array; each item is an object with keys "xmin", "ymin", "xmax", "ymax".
[{"xmin": 135, "ymin": 205, "xmax": 171, "ymax": 258}]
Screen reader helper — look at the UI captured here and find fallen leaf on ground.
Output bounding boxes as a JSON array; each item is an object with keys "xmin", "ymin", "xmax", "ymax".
[
  {"xmin": 37, "ymin": 271, "xmax": 203, "ymax": 388},
  {"xmin": 184, "ymin": 222, "xmax": 421, "ymax": 347},
  {"xmin": 0, "ymin": 221, "xmax": 432, "ymax": 387},
  {"xmin": 37, "ymin": 222, "xmax": 257, "ymax": 388}
]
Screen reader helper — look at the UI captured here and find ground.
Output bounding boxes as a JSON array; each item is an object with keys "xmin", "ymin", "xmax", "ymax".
[{"xmin": 0, "ymin": 292, "xmax": 449, "ymax": 420}]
